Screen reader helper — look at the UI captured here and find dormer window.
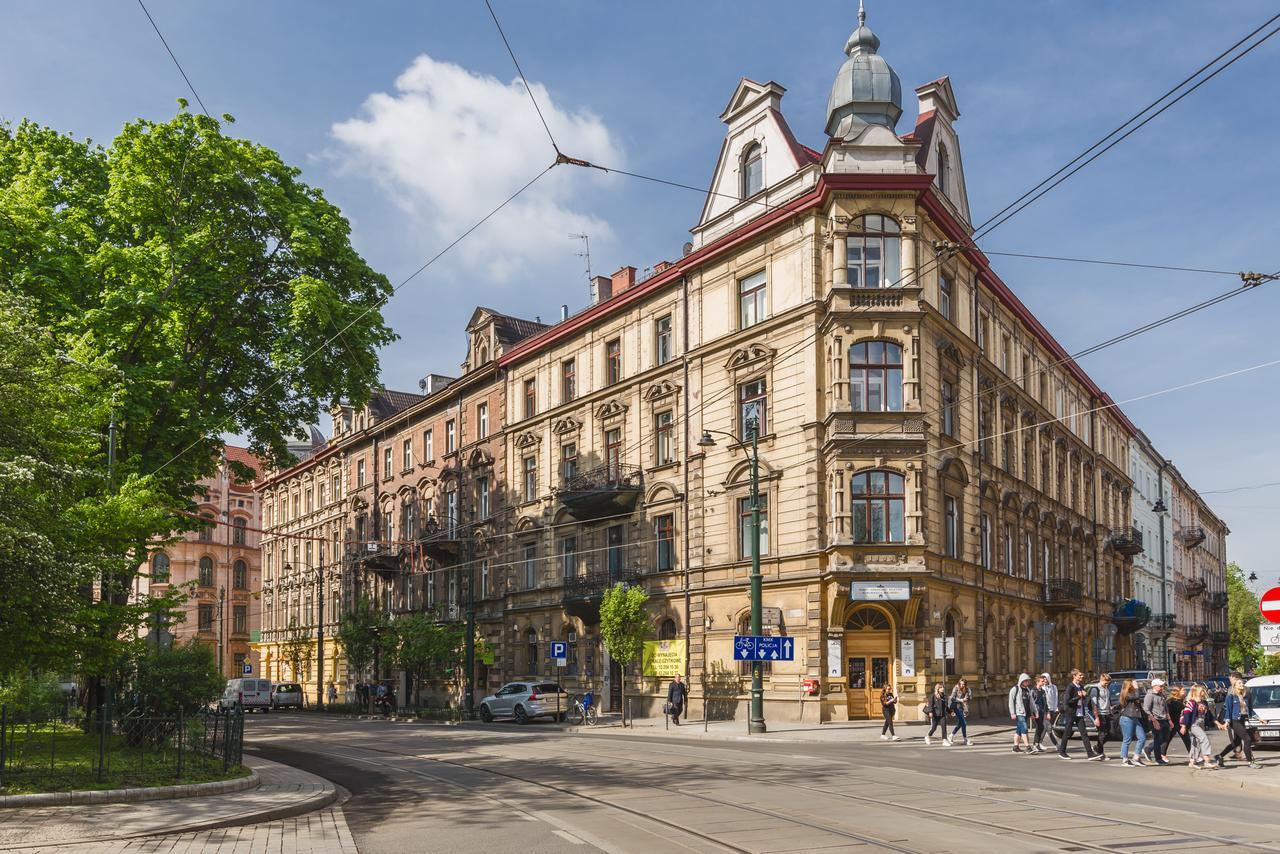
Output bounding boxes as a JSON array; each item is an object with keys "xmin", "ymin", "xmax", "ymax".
[
  {"xmin": 741, "ymin": 143, "xmax": 763, "ymax": 199},
  {"xmin": 475, "ymin": 338, "xmax": 490, "ymax": 366},
  {"xmin": 936, "ymin": 143, "xmax": 950, "ymax": 196}
]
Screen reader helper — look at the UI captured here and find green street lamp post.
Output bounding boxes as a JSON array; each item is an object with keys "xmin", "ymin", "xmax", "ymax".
[{"xmin": 699, "ymin": 417, "xmax": 765, "ymax": 734}]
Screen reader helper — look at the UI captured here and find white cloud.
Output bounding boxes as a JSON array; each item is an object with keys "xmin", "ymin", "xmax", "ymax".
[{"xmin": 330, "ymin": 54, "xmax": 622, "ymax": 279}]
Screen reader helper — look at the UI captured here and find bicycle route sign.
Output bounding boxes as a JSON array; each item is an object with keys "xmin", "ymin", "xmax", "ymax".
[{"xmin": 734, "ymin": 635, "xmax": 795, "ymax": 661}]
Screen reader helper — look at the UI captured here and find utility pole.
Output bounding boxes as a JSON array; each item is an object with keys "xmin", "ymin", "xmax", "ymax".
[
  {"xmin": 218, "ymin": 585, "xmax": 226, "ymax": 676},
  {"xmin": 317, "ymin": 548, "xmax": 326, "ymax": 710},
  {"xmin": 465, "ymin": 539, "xmax": 476, "ymax": 719}
]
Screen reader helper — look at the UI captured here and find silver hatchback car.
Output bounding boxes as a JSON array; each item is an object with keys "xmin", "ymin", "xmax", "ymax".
[{"xmin": 479, "ymin": 681, "xmax": 566, "ymax": 724}]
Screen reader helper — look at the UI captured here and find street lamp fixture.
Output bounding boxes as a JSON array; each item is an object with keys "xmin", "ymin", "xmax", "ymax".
[
  {"xmin": 1249, "ymin": 572, "xmax": 1258, "ymax": 583},
  {"xmin": 698, "ymin": 418, "xmax": 766, "ymax": 735},
  {"xmin": 1152, "ymin": 498, "xmax": 1167, "ymax": 514}
]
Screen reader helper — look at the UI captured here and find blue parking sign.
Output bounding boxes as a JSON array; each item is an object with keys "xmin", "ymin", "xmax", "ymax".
[
  {"xmin": 550, "ymin": 641, "xmax": 567, "ymax": 660},
  {"xmin": 242, "ymin": 663, "xmax": 253, "ymax": 675}
]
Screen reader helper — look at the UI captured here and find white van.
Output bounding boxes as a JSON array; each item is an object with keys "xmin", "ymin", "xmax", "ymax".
[
  {"xmin": 1246, "ymin": 675, "xmax": 1280, "ymax": 746},
  {"xmin": 220, "ymin": 678, "xmax": 273, "ymax": 713}
]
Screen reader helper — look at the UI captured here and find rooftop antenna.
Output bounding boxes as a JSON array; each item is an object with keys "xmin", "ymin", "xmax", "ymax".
[{"xmin": 569, "ymin": 233, "xmax": 592, "ymax": 297}]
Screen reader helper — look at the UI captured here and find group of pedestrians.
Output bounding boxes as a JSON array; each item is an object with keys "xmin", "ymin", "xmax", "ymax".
[
  {"xmin": 891, "ymin": 670, "xmax": 1262, "ymax": 771},
  {"xmin": 354, "ymin": 680, "xmax": 396, "ymax": 716}
]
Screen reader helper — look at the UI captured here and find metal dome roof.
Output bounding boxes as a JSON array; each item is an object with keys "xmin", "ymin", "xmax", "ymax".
[{"xmin": 825, "ymin": 2, "xmax": 903, "ymax": 138}]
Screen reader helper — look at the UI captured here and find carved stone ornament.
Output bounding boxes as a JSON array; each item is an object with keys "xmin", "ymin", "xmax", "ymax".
[
  {"xmin": 515, "ymin": 431, "xmax": 540, "ymax": 449},
  {"xmin": 725, "ymin": 342, "xmax": 775, "ymax": 372},
  {"xmin": 594, "ymin": 398, "xmax": 628, "ymax": 421},
  {"xmin": 643, "ymin": 379, "xmax": 680, "ymax": 402},
  {"xmin": 552, "ymin": 415, "xmax": 581, "ymax": 435},
  {"xmin": 467, "ymin": 447, "xmax": 494, "ymax": 469}
]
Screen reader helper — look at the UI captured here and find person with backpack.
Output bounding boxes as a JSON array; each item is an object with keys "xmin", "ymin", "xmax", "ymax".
[
  {"xmin": 1142, "ymin": 679, "xmax": 1172, "ymax": 765},
  {"xmin": 1058, "ymin": 669, "xmax": 1098, "ymax": 759},
  {"xmin": 1007, "ymin": 673, "xmax": 1033, "ymax": 754},
  {"xmin": 1117, "ymin": 679, "xmax": 1148, "ymax": 767},
  {"xmin": 925, "ymin": 683, "xmax": 948, "ymax": 745},
  {"xmin": 879, "ymin": 684, "xmax": 900, "ymax": 741},
  {"xmin": 948, "ymin": 678, "xmax": 972, "ymax": 746},
  {"xmin": 1214, "ymin": 677, "xmax": 1262, "ymax": 769},
  {"xmin": 1181, "ymin": 685, "xmax": 1217, "ymax": 769},
  {"xmin": 1088, "ymin": 673, "xmax": 1114, "ymax": 761},
  {"xmin": 1164, "ymin": 685, "xmax": 1190, "ymax": 756}
]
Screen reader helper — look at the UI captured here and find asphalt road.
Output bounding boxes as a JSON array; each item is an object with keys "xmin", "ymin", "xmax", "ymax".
[{"xmin": 246, "ymin": 714, "xmax": 1280, "ymax": 854}]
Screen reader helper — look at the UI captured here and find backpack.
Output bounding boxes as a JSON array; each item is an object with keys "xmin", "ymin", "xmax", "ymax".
[{"xmin": 1058, "ymin": 685, "xmax": 1073, "ymax": 715}]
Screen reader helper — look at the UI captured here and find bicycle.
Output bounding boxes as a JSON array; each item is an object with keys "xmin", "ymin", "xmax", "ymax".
[{"xmin": 567, "ymin": 690, "xmax": 598, "ymax": 726}]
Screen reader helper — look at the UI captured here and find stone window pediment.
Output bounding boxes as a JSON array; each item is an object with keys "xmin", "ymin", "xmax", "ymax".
[
  {"xmin": 552, "ymin": 415, "xmax": 581, "ymax": 436},
  {"xmin": 643, "ymin": 380, "xmax": 681, "ymax": 402},
  {"xmin": 467, "ymin": 448, "xmax": 494, "ymax": 469},
  {"xmin": 595, "ymin": 398, "xmax": 628, "ymax": 421},
  {"xmin": 515, "ymin": 431, "xmax": 540, "ymax": 449},
  {"xmin": 725, "ymin": 342, "xmax": 774, "ymax": 373}
]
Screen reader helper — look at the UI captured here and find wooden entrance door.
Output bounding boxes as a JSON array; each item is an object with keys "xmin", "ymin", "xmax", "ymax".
[{"xmin": 844, "ymin": 605, "xmax": 894, "ymax": 720}]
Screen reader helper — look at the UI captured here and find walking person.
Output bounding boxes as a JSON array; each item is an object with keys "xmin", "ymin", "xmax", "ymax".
[
  {"xmin": 667, "ymin": 674, "xmax": 689, "ymax": 725},
  {"xmin": 1214, "ymin": 677, "xmax": 1262, "ymax": 769},
  {"xmin": 948, "ymin": 678, "xmax": 972, "ymax": 746},
  {"xmin": 1008, "ymin": 673, "xmax": 1033, "ymax": 754},
  {"xmin": 925, "ymin": 683, "xmax": 949, "ymax": 745},
  {"xmin": 1058, "ymin": 669, "xmax": 1098, "ymax": 760},
  {"xmin": 1031, "ymin": 674, "xmax": 1051, "ymax": 753},
  {"xmin": 327, "ymin": 682, "xmax": 338, "ymax": 706},
  {"xmin": 880, "ymin": 683, "xmax": 900, "ymax": 741},
  {"xmin": 1143, "ymin": 679, "xmax": 1172, "ymax": 765},
  {"xmin": 1181, "ymin": 685, "xmax": 1217, "ymax": 769},
  {"xmin": 1118, "ymin": 679, "xmax": 1148, "ymax": 767},
  {"xmin": 1164, "ymin": 685, "xmax": 1190, "ymax": 756},
  {"xmin": 1041, "ymin": 673, "xmax": 1060, "ymax": 748},
  {"xmin": 1089, "ymin": 673, "xmax": 1114, "ymax": 761}
]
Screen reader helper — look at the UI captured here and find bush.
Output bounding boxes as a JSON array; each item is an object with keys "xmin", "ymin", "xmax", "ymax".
[
  {"xmin": 131, "ymin": 641, "xmax": 224, "ymax": 717},
  {"xmin": 0, "ymin": 672, "xmax": 66, "ymax": 721}
]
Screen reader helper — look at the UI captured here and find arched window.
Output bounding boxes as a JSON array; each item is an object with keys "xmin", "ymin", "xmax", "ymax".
[
  {"xmin": 658, "ymin": 618, "xmax": 677, "ymax": 640},
  {"xmin": 197, "ymin": 512, "xmax": 214, "ymax": 542},
  {"xmin": 944, "ymin": 613, "xmax": 957, "ymax": 676},
  {"xmin": 846, "ymin": 215, "xmax": 901, "ymax": 288},
  {"xmin": 526, "ymin": 629, "xmax": 538, "ymax": 675},
  {"xmin": 233, "ymin": 559, "xmax": 248, "ymax": 590},
  {"xmin": 845, "ymin": 607, "xmax": 891, "ymax": 630},
  {"xmin": 152, "ymin": 553, "xmax": 170, "ymax": 583},
  {"xmin": 198, "ymin": 556, "xmax": 214, "ymax": 588},
  {"xmin": 741, "ymin": 143, "xmax": 763, "ymax": 198},
  {"xmin": 850, "ymin": 471, "xmax": 905, "ymax": 544},
  {"xmin": 937, "ymin": 143, "xmax": 950, "ymax": 195},
  {"xmin": 232, "ymin": 517, "xmax": 247, "ymax": 546},
  {"xmin": 849, "ymin": 341, "xmax": 903, "ymax": 412}
]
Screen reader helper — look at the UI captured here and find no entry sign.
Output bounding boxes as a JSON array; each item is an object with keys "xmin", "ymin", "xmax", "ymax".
[{"xmin": 1261, "ymin": 587, "xmax": 1280, "ymax": 624}]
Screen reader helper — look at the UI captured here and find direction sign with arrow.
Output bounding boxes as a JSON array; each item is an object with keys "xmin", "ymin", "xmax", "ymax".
[{"xmin": 733, "ymin": 635, "xmax": 796, "ymax": 661}]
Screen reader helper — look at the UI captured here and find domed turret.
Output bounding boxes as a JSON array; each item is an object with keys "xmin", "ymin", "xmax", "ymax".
[{"xmin": 825, "ymin": 1, "xmax": 903, "ymax": 139}]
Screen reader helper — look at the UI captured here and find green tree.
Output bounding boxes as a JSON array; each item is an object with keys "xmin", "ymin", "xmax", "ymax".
[
  {"xmin": 280, "ymin": 618, "xmax": 313, "ymax": 694},
  {"xmin": 337, "ymin": 597, "xmax": 386, "ymax": 708},
  {"xmin": 599, "ymin": 582, "xmax": 650, "ymax": 725},
  {"xmin": 0, "ymin": 109, "xmax": 394, "ymax": 682},
  {"xmin": 1227, "ymin": 562, "xmax": 1264, "ymax": 672},
  {"xmin": 385, "ymin": 614, "xmax": 464, "ymax": 709},
  {"xmin": 132, "ymin": 639, "xmax": 224, "ymax": 717}
]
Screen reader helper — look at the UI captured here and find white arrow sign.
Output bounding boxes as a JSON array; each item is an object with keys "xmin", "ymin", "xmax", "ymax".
[{"xmin": 784, "ymin": 639, "xmax": 793, "ymax": 658}]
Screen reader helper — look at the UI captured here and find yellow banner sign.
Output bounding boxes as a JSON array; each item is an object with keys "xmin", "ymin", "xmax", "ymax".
[{"xmin": 642, "ymin": 640, "xmax": 686, "ymax": 677}]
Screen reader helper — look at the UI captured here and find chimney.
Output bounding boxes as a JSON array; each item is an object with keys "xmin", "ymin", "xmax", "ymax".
[
  {"xmin": 610, "ymin": 265, "xmax": 636, "ymax": 296},
  {"xmin": 560, "ymin": 304, "xmax": 569, "ymax": 321},
  {"xmin": 591, "ymin": 275, "xmax": 613, "ymax": 304},
  {"xmin": 653, "ymin": 260, "xmax": 672, "ymax": 275}
]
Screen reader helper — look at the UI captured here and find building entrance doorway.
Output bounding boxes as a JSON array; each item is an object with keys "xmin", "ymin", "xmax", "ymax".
[{"xmin": 844, "ymin": 605, "xmax": 894, "ymax": 720}]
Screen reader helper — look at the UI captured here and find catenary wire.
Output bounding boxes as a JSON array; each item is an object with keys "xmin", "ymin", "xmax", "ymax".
[
  {"xmin": 481, "ymin": 0, "xmax": 559, "ymax": 153},
  {"xmin": 977, "ymin": 250, "xmax": 1241, "ymax": 277}
]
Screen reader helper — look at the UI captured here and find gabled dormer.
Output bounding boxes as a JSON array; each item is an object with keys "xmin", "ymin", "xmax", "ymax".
[
  {"xmin": 910, "ymin": 77, "xmax": 972, "ymax": 226},
  {"xmin": 464, "ymin": 307, "xmax": 548, "ymax": 374},
  {"xmin": 696, "ymin": 78, "xmax": 820, "ymax": 241}
]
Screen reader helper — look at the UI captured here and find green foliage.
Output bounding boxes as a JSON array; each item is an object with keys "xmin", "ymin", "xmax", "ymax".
[
  {"xmin": 1227, "ymin": 562, "xmax": 1264, "ymax": 671},
  {"xmin": 131, "ymin": 640, "xmax": 224, "ymax": 716},
  {"xmin": 385, "ymin": 614, "xmax": 465, "ymax": 704},
  {"xmin": 1256, "ymin": 653, "xmax": 1280, "ymax": 676},
  {"xmin": 0, "ymin": 672, "xmax": 66, "ymax": 721},
  {"xmin": 0, "ymin": 109, "xmax": 393, "ymax": 678},
  {"xmin": 336, "ymin": 597, "xmax": 387, "ymax": 680},
  {"xmin": 599, "ymin": 583, "xmax": 651, "ymax": 666},
  {"xmin": 280, "ymin": 618, "xmax": 313, "ymax": 683}
]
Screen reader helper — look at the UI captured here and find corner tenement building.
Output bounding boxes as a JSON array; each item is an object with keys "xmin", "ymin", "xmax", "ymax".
[{"xmin": 253, "ymin": 9, "xmax": 1227, "ymax": 719}]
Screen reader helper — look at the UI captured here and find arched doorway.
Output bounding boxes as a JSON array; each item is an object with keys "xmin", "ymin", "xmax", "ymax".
[{"xmin": 844, "ymin": 605, "xmax": 895, "ymax": 719}]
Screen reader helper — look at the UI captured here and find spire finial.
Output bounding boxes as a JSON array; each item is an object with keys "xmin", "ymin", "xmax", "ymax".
[{"xmin": 858, "ymin": 0, "xmax": 866, "ymax": 27}]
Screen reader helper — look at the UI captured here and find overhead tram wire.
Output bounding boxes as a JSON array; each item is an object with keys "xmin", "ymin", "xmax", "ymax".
[
  {"xmin": 482, "ymin": 0, "xmax": 559, "ymax": 154},
  {"xmin": 978, "ymin": 251, "xmax": 1242, "ymax": 278}
]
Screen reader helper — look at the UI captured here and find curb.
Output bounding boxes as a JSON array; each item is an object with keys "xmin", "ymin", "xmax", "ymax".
[
  {"xmin": 564, "ymin": 724, "xmax": 1016, "ymax": 744},
  {"xmin": 0, "ymin": 768, "xmax": 260, "ymax": 809}
]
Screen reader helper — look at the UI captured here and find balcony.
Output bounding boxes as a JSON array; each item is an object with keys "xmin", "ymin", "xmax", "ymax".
[
  {"xmin": 355, "ymin": 543, "xmax": 400, "ymax": 575},
  {"xmin": 1111, "ymin": 599, "xmax": 1152, "ymax": 635},
  {"xmin": 556, "ymin": 464, "xmax": 643, "ymax": 523},
  {"xmin": 1148, "ymin": 613, "xmax": 1177, "ymax": 634},
  {"xmin": 1177, "ymin": 526, "xmax": 1206, "ymax": 548},
  {"xmin": 1206, "ymin": 590, "xmax": 1228, "ymax": 609},
  {"xmin": 562, "ymin": 568, "xmax": 644, "ymax": 624},
  {"xmin": 1108, "ymin": 526, "xmax": 1144, "ymax": 557},
  {"xmin": 419, "ymin": 514, "xmax": 466, "ymax": 562},
  {"xmin": 1183, "ymin": 578, "xmax": 1206, "ymax": 598},
  {"xmin": 1210, "ymin": 630, "xmax": 1230, "ymax": 646},
  {"xmin": 1044, "ymin": 579, "xmax": 1084, "ymax": 611},
  {"xmin": 1184, "ymin": 624, "xmax": 1209, "ymax": 645}
]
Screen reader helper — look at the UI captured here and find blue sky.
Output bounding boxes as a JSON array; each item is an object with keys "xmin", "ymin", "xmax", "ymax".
[{"xmin": 5, "ymin": 1, "xmax": 1279, "ymax": 592}]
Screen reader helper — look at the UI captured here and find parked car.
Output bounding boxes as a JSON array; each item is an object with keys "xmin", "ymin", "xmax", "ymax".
[
  {"xmin": 219, "ymin": 678, "xmax": 272, "ymax": 713},
  {"xmin": 1052, "ymin": 680, "xmax": 1128, "ymax": 741},
  {"xmin": 271, "ymin": 682, "xmax": 304, "ymax": 709},
  {"xmin": 478, "ymin": 681, "xmax": 566, "ymax": 724},
  {"xmin": 1246, "ymin": 675, "xmax": 1280, "ymax": 748}
]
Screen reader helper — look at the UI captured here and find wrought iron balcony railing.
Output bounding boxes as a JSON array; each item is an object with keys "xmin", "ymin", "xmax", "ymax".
[
  {"xmin": 1184, "ymin": 578, "xmax": 1206, "ymax": 598},
  {"xmin": 1210, "ymin": 630, "xmax": 1230, "ymax": 646},
  {"xmin": 1044, "ymin": 579, "xmax": 1084, "ymax": 610},
  {"xmin": 418, "ymin": 512, "xmax": 466, "ymax": 561},
  {"xmin": 562, "ymin": 568, "xmax": 645, "ymax": 623},
  {"xmin": 1206, "ymin": 590, "xmax": 1229, "ymax": 609},
  {"xmin": 1111, "ymin": 599, "xmax": 1152, "ymax": 634},
  {"xmin": 1108, "ymin": 526, "xmax": 1144, "ymax": 557},
  {"xmin": 1177, "ymin": 526, "xmax": 1206, "ymax": 548},
  {"xmin": 1148, "ymin": 613, "xmax": 1177, "ymax": 632},
  {"xmin": 1184, "ymin": 623, "xmax": 1209, "ymax": 644},
  {"xmin": 556, "ymin": 463, "xmax": 643, "ymax": 522}
]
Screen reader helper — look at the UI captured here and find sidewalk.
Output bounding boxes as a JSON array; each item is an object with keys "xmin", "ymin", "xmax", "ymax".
[
  {"xmin": 0, "ymin": 756, "xmax": 336, "ymax": 850},
  {"xmin": 567, "ymin": 713, "xmax": 1015, "ymax": 743}
]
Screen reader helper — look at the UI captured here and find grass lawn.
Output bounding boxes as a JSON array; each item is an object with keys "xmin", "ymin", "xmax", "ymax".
[{"xmin": 1, "ymin": 721, "xmax": 249, "ymax": 795}]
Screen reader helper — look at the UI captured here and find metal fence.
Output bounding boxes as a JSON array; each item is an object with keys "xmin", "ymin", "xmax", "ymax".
[{"xmin": 0, "ymin": 701, "xmax": 245, "ymax": 793}]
